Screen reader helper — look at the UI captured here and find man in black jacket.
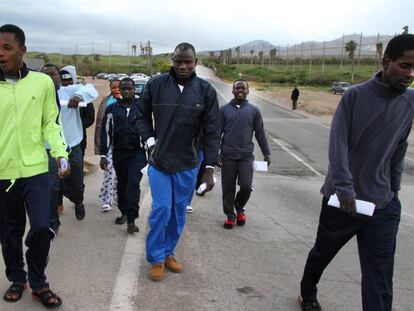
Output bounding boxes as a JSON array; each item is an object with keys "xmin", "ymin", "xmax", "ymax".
[
  {"xmin": 219, "ymin": 79, "xmax": 271, "ymax": 229},
  {"xmin": 136, "ymin": 42, "xmax": 220, "ymax": 281},
  {"xmin": 291, "ymin": 86, "xmax": 299, "ymax": 110},
  {"xmin": 100, "ymin": 78, "xmax": 146, "ymax": 234}
]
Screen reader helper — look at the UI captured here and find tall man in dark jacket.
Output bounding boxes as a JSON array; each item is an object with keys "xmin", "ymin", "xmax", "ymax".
[
  {"xmin": 136, "ymin": 42, "xmax": 220, "ymax": 281},
  {"xmin": 298, "ymin": 34, "xmax": 414, "ymax": 311},
  {"xmin": 100, "ymin": 78, "xmax": 146, "ymax": 234},
  {"xmin": 219, "ymin": 79, "xmax": 271, "ymax": 229}
]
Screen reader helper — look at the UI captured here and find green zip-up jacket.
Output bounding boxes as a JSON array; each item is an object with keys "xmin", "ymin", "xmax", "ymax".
[{"xmin": 0, "ymin": 64, "xmax": 68, "ymax": 180}]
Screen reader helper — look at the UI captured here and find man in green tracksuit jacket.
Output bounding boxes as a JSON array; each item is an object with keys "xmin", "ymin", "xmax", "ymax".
[{"xmin": 0, "ymin": 24, "xmax": 69, "ymax": 308}]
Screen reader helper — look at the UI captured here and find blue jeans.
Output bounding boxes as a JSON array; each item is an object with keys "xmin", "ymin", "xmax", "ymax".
[{"xmin": 146, "ymin": 165, "xmax": 198, "ymax": 264}]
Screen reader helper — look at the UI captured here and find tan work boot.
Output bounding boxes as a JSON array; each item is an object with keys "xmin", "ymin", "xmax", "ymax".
[
  {"xmin": 165, "ymin": 256, "xmax": 182, "ymax": 273},
  {"xmin": 148, "ymin": 263, "xmax": 165, "ymax": 281}
]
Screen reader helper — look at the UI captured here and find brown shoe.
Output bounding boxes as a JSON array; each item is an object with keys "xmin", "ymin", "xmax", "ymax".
[
  {"xmin": 148, "ymin": 263, "xmax": 165, "ymax": 281},
  {"xmin": 165, "ymin": 256, "xmax": 182, "ymax": 273}
]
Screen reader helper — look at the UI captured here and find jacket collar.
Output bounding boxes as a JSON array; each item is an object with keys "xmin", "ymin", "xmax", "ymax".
[
  {"xmin": 230, "ymin": 99, "xmax": 248, "ymax": 106},
  {"xmin": 371, "ymin": 71, "xmax": 406, "ymax": 98},
  {"xmin": 168, "ymin": 67, "xmax": 196, "ymax": 85},
  {"xmin": 0, "ymin": 62, "xmax": 30, "ymax": 81}
]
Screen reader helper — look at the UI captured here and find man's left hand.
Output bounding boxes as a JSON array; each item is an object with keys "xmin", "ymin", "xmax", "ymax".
[
  {"xmin": 68, "ymin": 96, "xmax": 82, "ymax": 108},
  {"xmin": 264, "ymin": 155, "xmax": 271, "ymax": 167},
  {"xmin": 201, "ymin": 167, "xmax": 215, "ymax": 193}
]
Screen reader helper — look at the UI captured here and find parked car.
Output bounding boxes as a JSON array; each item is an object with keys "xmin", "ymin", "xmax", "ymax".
[
  {"xmin": 134, "ymin": 78, "xmax": 147, "ymax": 97},
  {"xmin": 331, "ymin": 82, "xmax": 351, "ymax": 94}
]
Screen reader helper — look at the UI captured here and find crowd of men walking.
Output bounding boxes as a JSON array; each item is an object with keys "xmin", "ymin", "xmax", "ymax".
[{"xmin": 0, "ymin": 23, "xmax": 414, "ymax": 311}]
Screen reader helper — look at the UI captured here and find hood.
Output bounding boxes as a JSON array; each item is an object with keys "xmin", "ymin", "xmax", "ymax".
[{"xmin": 61, "ymin": 65, "xmax": 78, "ymax": 84}]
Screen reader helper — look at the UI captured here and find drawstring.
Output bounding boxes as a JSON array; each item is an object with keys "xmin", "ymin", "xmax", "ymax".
[{"xmin": 5, "ymin": 179, "xmax": 15, "ymax": 192}]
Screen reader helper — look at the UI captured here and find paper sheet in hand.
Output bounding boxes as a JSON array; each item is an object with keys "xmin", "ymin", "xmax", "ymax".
[
  {"xmin": 196, "ymin": 177, "xmax": 217, "ymax": 195},
  {"xmin": 141, "ymin": 164, "xmax": 148, "ymax": 175},
  {"xmin": 328, "ymin": 194, "xmax": 375, "ymax": 216},
  {"xmin": 254, "ymin": 161, "xmax": 268, "ymax": 172},
  {"xmin": 59, "ymin": 99, "xmax": 87, "ymax": 107}
]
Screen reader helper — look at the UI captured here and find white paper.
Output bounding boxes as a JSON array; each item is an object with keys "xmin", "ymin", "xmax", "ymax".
[
  {"xmin": 141, "ymin": 164, "xmax": 148, "ymax": 175},
  {"xmin": 59, "ymin": 99, "xmax": 87, "ymax": 107},
  {"xmin": 328, "ymin": 194, "xmax": 375, "ymax": 216},
  {"xmin": 254, "ymin": 161, "xmax": 268, "ymax": 172},
  {"xmin": 196, "ymin": 177, "xmax": 217, "ymax": 194}
]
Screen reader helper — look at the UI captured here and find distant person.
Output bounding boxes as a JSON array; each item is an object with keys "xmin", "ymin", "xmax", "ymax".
[
  {"xmin": 219, "ymin": 79, "xmax": 271, "ymax": 229},
  {"xmin": 0, "ymin": 24, "xmax": 69, "ymax": 308},
  {"xmin": 100, "ymin": 78, "xmax": 147, "ymax": 233},
  {"xmin": 55, "ymin": 65, "xmax": 98, "ymax": 223},
  {"xmin": 135, "ymin": 42, "xmax": 220, "ymax": 281},
  {"xmin": 298, "ymin": 34, "xmax": 414, "ymax": 311},
  {"xmin": 291, "ymin": 85, "xmax": 299, "ymax": 110},
  {"xmin": 94, "ymin": 79, "xmax": 121, "ymax": 212},
  {"xmin": 61, "ymin": 66, "xmax": 95, "ymax": 157}
]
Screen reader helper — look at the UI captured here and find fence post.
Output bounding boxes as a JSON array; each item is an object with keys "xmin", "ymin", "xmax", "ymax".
[
  {"xmin": 339, "ymin": 34, "xmax": 344, "ymax": 72},
  {"xmin": 309, "ymin": 42, "xmax": 313, "ymax": 78},
  {"xmin": 321, "ymin": 41, "xmax": 326, "ymax": 77}
]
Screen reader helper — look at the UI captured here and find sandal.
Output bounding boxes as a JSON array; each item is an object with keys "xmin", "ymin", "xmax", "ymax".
[
  {"xmin": 3, "ymin": 282, "xmax": 28, "ymax": 302},
  {"xmin": 32, "ymin": 289, "xmax": 62, "ymax": 308}
]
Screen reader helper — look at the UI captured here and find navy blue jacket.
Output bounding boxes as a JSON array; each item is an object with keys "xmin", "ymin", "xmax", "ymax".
[
  {"xmin": 100, "ymin": 99, "xmax": 145, "ymax": 155},
  {"xmin": 135, "ymin": 69, "xmax": 220, "ymax": 173},
  {"xmin": 220, "ymin": 99, "xmax": 271, "ymax": 159}
]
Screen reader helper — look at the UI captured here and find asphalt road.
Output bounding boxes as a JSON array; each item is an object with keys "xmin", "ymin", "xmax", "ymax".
[{"xmin": 1, "ymin": 66, "xmax": 413, "ymax": 311}]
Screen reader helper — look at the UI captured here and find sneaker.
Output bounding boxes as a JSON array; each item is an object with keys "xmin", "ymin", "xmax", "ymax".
[
  {"xmin": 186, "ymin": 206, "xmax": 193, "ymax": 213},
  {"xmin": 223, "ymin": 219, "xmax": 235, "ymax": 229},
  {"xmin": 165, "ymin": 256, "xmax": 182, "ymax": 273},
  {"xmin": 74, "ymin": 203, "xmax": 85, "ymax": 221},
  {"xmin": 148, "ymin": 263, "xmax": 165, "ymax": 281},
  {"xmin": 297, "ymin": 296, "xmax": 322, "ymax": 311},
  {"xmin": 115, "ymin": 215, "xmax": 127, "ymax": 225},
  {"xmin": 101, "ymin": 204, "xmax": 112, "ymax": 212},
  {"xmin": 127, "ymin": 222, "xmax": 139, "ymax": 234},
  {"xmin": 236, "ymin": 212, "xmax": 246, "ymax": 226}
]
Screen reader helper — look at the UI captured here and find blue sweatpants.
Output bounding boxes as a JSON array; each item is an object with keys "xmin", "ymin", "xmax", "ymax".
[{"xmin": 146, "ymin": 165, "xmax": 198, "ymax": 264}]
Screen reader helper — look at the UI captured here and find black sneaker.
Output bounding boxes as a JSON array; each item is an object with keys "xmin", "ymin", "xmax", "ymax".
[
  {"xmin": 127, "ymin": 222, "xmax": 139, "ymax": 234},
  {"xmin": 74, "ymin": 203, "xmax": 85, "ymax": 221},
  {"xmin": 297, "ymin": 296, "xmax": 322, "ymax": 311},
  {"xmin": 115, "ymin": 215, "xmax": 127, "ymax": 225}
]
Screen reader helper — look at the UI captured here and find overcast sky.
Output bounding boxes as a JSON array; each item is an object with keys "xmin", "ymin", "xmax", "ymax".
[{"xmin": 1, "ymin": 0, "xmax": 412, "ymax": 55}]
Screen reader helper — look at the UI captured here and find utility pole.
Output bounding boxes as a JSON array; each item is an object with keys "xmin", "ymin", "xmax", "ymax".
[
  {"xmin": 339, "ymin": 34, "xmax": 345, "ymax": 72},
  {"xmin": 109, "ymin": 41, "xmax": 112, "ymax": 70},
  {"xmin": 127, "ymin": 40, "xmax": 130, "ymax": 67},
  {"xmin": 357, "ymin": 32, "xmax": 363, "ymax": 65},
  {"xmin": 91, "ymin": 42, "xmax": 94, "ymax": 64},
  {"xmin": 75, "ymin": 44, "xmax": 78, "ymax": 67},
  {"xmin": 321, "ymin": 41, "xmax": 326, "ymax": 76}
]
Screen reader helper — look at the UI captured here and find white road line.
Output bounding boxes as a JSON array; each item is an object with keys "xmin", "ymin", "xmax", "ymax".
[
  {"xmin": 109, "ymin": 191, "xmax": 151, "ymax": 311},
  {"xmin": 269, "ymin": 135, "xmax": 322, "ymax": 177}
]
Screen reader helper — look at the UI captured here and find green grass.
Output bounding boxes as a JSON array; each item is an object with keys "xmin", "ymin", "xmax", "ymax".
[{"xmin": 202, "ymin": 58, "xmax": 381, "ymax": 87}]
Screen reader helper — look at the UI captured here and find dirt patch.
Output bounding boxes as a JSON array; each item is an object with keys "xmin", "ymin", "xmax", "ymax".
[{"xmin": 251, "ymin": 83, "xmax": 341, "ymax": 116}]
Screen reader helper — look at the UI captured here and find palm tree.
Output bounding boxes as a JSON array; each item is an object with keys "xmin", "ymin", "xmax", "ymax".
[
  {"xmin": 235, "ymin": 46, "xmax": 240, "ymax": 65},
  {"xmin": 375, "ymin": 42, "xmax": 383, "ymax": 70},
  {"xmin": 208, "ymin": 51, "xmax": 215, "ymax": 57},
  {"xmin": 402, "ymin": 25, "xmax": 409, "ymax": 35},
  {"xmin": 258, "ymin": 51, "xmax": 264, "ymax": 67},
  {"xmin": 131, "ymin": 45, "xmax": 137, "ymax": 56},
  {"xmin": 93, "ymin": 54, "xmax": 101, "ymax": 63},
  {"xmin": 250, "ymin": 49, "xmax": 254, "ymax": 65},
  {"xmin": 269, "ymin": 48, "xmax": 277, "ymax": 67},
  {"xmin": 345, "ymin": 40, "xmax": 357, "ymax": 82}
]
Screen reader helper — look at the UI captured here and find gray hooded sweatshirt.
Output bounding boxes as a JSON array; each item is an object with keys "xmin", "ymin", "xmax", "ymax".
[{"xmin": 321, "ymin": 72, "xmax": 414, "ymax": 209}]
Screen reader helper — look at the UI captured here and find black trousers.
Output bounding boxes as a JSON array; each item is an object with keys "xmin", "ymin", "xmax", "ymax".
[
  {"xmin": 0, "ymin": 173, "xmax": 55, "ymax": 291},
  {"xmin": 221, "ymin": 155, "xmax": 253, "ymax": 220},
  {"xmin": 48, "ymin": 144, "xmax": 84, "ymax": 228},
  {"xmin": 113, "ymin": 149, "xmax": 146, "ymax": 223},
  {"xmin": 300, "ymin": 196, "xmax": 401, "ymax": 311}
]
